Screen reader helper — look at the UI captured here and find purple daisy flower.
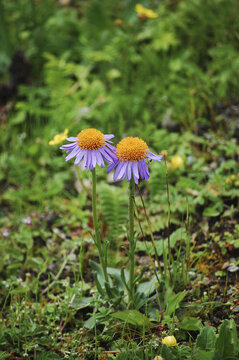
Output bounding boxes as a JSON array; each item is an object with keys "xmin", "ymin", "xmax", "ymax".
[
  {"xmin": 60, "ymin": 128, "xmax": 117, "ymax": 171},
  {"xmin": 107, "ymin": 136, "xmax": 163, "ymax": 184}
]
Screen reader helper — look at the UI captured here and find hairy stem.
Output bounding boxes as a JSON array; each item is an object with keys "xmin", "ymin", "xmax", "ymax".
[
  {"xmin": 164, "ymin": 157, "xmax": 172, "ymax": 282},
  {"xmin": 92, "ymin": 168, "xmax": 109, "ymax": 283},
  {"xmin": 128, "ymin": 177, "xmax": 135, "ymax": 307},
  {"xmin": 137, "ymin": 185, "xmax": 162, "ymax": 276}
]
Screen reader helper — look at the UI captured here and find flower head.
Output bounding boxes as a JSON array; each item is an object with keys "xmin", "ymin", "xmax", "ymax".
[
  {"xmin": 107, "ymin": 136, "xmax": 163, "ymax": 184},
  {"xmin": 135, "ymin": 4, "xmax": 158, "ymax": 19},
  {"xmin": 60, "ymin": 128, "xmax": 117, "ymax": 171},
  {"xmin": 49, "ymin": 129, "xmax": 68, "ymax": 145},
  {"xmin": 162, "ymin": 335, "xmax": 177, "ymax": 346}
]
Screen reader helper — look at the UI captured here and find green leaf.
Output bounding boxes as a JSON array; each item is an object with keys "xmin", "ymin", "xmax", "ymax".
[
  {"xmin": 89, "ymin": 260, "xmax": 104, "ymax": 286},
  {"xmin": 193, "ymin": 349, "xmax": 214, "ymax": 360},
  {"xmin": 203, "ymin": 206, "xmax": 221, "ymax": 217},
  {"xmin": 196, "ymin": 326, "xmax": 216, "ymax": 351},
  {"xmin": 161, "ymin": 344, "xmax": 176, "ymax": 360},
  {"xmin": 111, "ymin": 310, "xmax": 149, "ymax": 327},
  {"xmin": 165, "ymin": 291, "xmax": 188, "ymax": 316},
  {"xmin": 137, "ymin": 275, "xmax": 159, "ymax": 296},
  {"xmin": 180, "ymin": 317, "xmax": 203, "ymax": 331},
  {"xmin": 214, "ymin": 320, "xmax": 238, "ymax": 359},
  {"xmin": 70, "ymin": 296, "xmax": 92, "ymax": 310},
  {"xmin": 84, "ymin": 315, "xmax": 96, "ymax": 330},
  {"xmin": 0, "ymin": 352, "xmax": 10, "ymax": 360}
]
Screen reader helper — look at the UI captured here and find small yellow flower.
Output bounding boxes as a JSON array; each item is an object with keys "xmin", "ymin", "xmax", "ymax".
[
  {"xmin": 162, "ymin": 335, "xmax": 177, "ymax": 346},
  {"xmin": 135, "ymin": 4, "xmax": 158, "ymax": 19},
  {"xmin": 154, "ymin": 356, "xmax": 164, "ymax": 360},
  {"xmin": 170, "ymin": 155, "xmax": 184, "ymax": 170},
  {"xmin": 49, "ymin": 129, "xmax": 68, "ymax": 145}
]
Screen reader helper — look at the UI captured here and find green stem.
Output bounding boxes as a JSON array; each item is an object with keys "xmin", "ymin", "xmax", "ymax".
[
  {"xmin": 164, "ymin": 157, "xmax": 172, "ymax": 283},
  {"xmin": 128, "ymin": 178, "xmax": 135, "ymax": 307},
  {"xmin": 92, "ymin": 168, "xmax": 108, "ymax": 283},
  {"xmin": 137, "ymin": 185, "xmax": 162, "ymax": 276}
]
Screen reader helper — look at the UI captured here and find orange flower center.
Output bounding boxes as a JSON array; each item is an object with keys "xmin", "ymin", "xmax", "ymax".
[
  {"xmin": 116, "ymin": 137, "xmax": 149, "ymax": 161},
  {"xmin": 77, "ymin": 128, "xmax": 105, "ymax": 150}
]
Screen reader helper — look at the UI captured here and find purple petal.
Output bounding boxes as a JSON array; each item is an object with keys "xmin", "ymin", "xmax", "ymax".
[
  {"xmin": 116, "ymin": 162, "xmax": 127, "ymax": 180},
  {"xmin": 147, "ymin": 152, "xmax": 163, "ymax": 161},
  {"xmin": 86, "ymin": 152, "xmax": 92, "ymax": 171},
  {"xmin": 104, "ymin": 147, "xmax": 118, "ymax": 161},
  {"xmin": 141, "ymin": 160, "xmax": 150, "ymax": 181},
  {"xmin": 89, "ymin": 162, "xmax": 94, "ymax": 171},
  {"xmin": 126, "ymin": 162, "xmax": 132, "ymax": 182},
  {"xmin": 82, "ymin": 153, "xmax": 88, "ymax": 170},
  {"xmin": 145, "ymin": 163, "xmax": 150, "ymax": 178},
  {"xmin": 106, "ymin": 143, "xmax": 116, "ymax": 151},
  {"xmin": 138, "ymin": 160, "xmax": 145, "ymax": 180},
  {"xmin": 65, "ymin": 146, "xmax": 81, "ymax": 161},
  {"xmin": 74, "ymin": 149, "xmax": 85, "ymax": 165},
  {"xmin": 107, "ymin": 161, "xmax": 118, "ymax": 174},
  {"xmin": 66, "ymin": 137, "xmax": 78, "ymax": 142},
  {"xmin": 60, "ymin": 143, "xmax": 77, "ymax": 150},
  {"xmin": 114, "ymin": 162, "xmax": 124, "ymax": 181},
  {"xmin": 95, "ymin": 150, "xmax": 105, "ymax": 168},
  {"xmin": 100, "ymin": 148, "xmax": 114, "ymax": 163},
  {"xmin": 91, "ymin": 150, "xmax": 97, "ymax": 168},
  {"xmin": 132, "ymin": 162, "xmax": 139, "ymax": 184},
  {"xmin": 104, "ymin": 134, "xmax": 114, "ymax": 140}
]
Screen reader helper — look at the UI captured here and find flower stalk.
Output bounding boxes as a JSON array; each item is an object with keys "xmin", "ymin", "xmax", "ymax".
[
  {"xmin": 164, "ymin": 156, "xmax": 172, "ymax": 283},
  {"xmin": 128, "ymin": 177, "xmax": 135, "ymax": 307},
  {"xmin": 92, "ymin": 168, "xmax": 109, "ymax": 283}
]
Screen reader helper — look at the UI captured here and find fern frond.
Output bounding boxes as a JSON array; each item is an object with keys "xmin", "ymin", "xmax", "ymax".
[{"xmin": 100, "ymin": 185, "xmax": 128, "ymax": 244}]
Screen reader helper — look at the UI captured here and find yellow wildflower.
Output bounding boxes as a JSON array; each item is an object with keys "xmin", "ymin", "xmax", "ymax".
[
  {"xmin": 135, "ymin": 4, "xmax": 158, "ymax": 19},
  {"xmin": 170, "ymin": 155, "xmax": 184, "ymax": 170},
  {"xmin": 154, "ymin": 356, "xmax": 164, "ymax": 360},
  {"xmin": 49, "ymin": 129, "xmax": 68, "ymax": 145},
  {"xmin": 162, "ymin": 335, "xmax": 177, "ymax": 346}
]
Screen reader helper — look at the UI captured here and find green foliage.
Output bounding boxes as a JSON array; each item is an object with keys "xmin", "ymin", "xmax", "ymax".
[
  {"xmin": 2, "ymin": 0, "xmax": 239, "ymax": 135},
  {"xmin": 179, "ymin": 317, "xmax": 203, "ymax": 331},
  {"xmin": 164, "ymin": 291, "xmax": 188, "ymax": 317},
  {"xmin": 0, "ymin": 352, "xmax": 10, "ymax": 360},
  {"xmin": 100, "ymin": 185, "xmax": 128, "ymax": 243},
  {"xmin": 111, "ymin": 310, "xmax": 149, "ymax": 327},
  {"xmin": 192, "ymin": 321, "xmax": 239, "ymax": 360},
  {"xmin": 0, "ymin": 0, "xmax": 239, "ymax": 358},
  {"xmin": 214, "ymin": 320, "xmax": 238, "ymax": 359},
  {"xmin": 195, "ymin": 326, "xmax": 217, "ymax": 351}
]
